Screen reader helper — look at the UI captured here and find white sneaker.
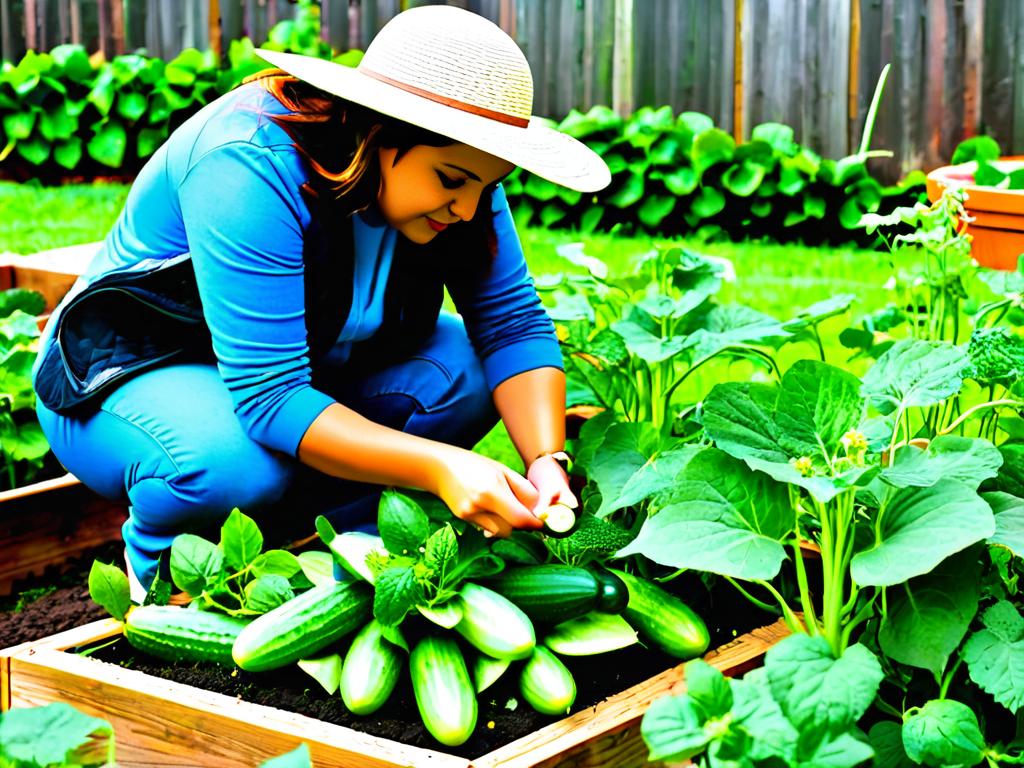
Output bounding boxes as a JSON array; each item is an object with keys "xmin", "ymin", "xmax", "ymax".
[{"xmin": 124, "ymin": 548, "xmax": 148, "ymax": 604}]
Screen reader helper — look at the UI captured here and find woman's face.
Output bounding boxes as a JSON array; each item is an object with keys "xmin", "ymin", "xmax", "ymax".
[{"xmin": 376, "ymin": 142, "xmax": 515, "ymax": 243}]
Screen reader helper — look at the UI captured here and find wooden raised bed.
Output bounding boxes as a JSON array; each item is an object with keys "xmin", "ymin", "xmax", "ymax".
[
  {"xmin": 0, "ymin": 476, "xmax": 129, "ymax": 596},
  {"xmin": 0, "ymin": 616, "xmax": 789, "ymax": 768},
  {"xmin": 0, "ymin": 241, "xmax": 98, "ymax": 311}
]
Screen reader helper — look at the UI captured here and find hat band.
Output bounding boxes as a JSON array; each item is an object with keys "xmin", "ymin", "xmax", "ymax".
[{"xmin": 360, "ymin": 67, "xmax": 530, "ymax": 128}]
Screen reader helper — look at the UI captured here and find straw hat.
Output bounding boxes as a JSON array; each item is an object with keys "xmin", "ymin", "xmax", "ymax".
[{"xmin": 256, "ymin": 5, "xmax": 610, "ymax": 193}]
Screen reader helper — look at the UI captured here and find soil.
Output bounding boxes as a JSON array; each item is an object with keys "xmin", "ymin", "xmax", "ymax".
[
  {"xmin": 87, "ymin": 571, "xmax": 768, "ymax": 759},
  {"xmin": 0, "ymin": 541, "xmax": 124, "ymax": 648},
  {"xmin": 0, "ymin": 542, "xmax": 774, "ymax": 758}
]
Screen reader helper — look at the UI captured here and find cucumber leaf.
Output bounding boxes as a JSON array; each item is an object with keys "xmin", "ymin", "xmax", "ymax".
[
  {"xmin": 962, "ymin": 601, "xmax": 1024, "ymax": 713},
  {"xmin": 88, "ymin": 560, "xmax": 132, "ymax": 620},
  {"xmin": 378, "ymin": 490, "xmax": 430, "ymax": 555},
  {"xmin": 373, "ymin": 565, "xmax": 421, "ymax": 626},
  {"xmin": 297, "ymin": 654, "xmax": 342, "ymax": 696},
  {"xmin": 860, "ymin": 339, "xmax": 969, "ymax": 415},
  {"xmin": 220, "ymin": 507, "xmax": 263, "ymax": 570},
  {"xmin": 901, "ymin": 699, "xmax": 986, "ymax": 767}
]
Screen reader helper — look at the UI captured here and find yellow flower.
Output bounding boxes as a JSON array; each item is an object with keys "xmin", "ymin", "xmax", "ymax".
[
  {"xmin": 792, "ymin": 456, "xmax": 814, "ymax": 477},
  {"xmin": 841, "ymin": 430, "xmax": 867, "ymax": 451}
]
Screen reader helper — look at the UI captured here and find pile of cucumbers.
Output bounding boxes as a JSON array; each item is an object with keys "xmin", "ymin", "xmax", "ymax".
[{"xmin": 122, "ymin": 563, "xmax": 708, "ymax": 748}]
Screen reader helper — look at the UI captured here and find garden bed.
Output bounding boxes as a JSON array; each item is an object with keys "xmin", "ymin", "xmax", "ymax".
[{"xmin": 2, "ymin": 609, "xmax": 788, "ymax": 767}]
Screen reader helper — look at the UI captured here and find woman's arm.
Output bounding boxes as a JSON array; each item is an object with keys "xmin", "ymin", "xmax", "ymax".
[{"xmin": 492, "ymin": 366, "xmax": 566, "ymax": 467}]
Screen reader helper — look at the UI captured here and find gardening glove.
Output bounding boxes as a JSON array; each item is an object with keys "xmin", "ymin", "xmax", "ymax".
[{"xmin": 526, "ymin": 453, "xmax": 579, "ymax": 516}]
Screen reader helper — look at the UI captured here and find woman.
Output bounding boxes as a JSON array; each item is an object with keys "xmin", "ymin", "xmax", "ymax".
[{"xmin": 32, "ymin": 5, "xmax": 610, "ymax": 597}]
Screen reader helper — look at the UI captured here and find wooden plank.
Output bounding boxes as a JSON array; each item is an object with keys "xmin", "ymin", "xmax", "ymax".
[
  {"xmin": 963, "ymin": 0, "xmax": 983, "ymax": 140},
  {"xmin": 982, "ymin": 0, "xmax": 1014, "ymax": 152},
  {"xmin": 1015, "ymin": 0, "xmax": 1024, "ymax": 153},
  {"xmin": 848, "ymin": 0, "xmax": 860, "ymax": 152},
  {"xmin": 70, "ymin": 0, "xmax": 81, "ymax": 44},
  {"xmin": 472, "ymin": 620, "xmax": 789, "ymax": 768},
  {"xmin": 0, "ymin": 485, "xmax": 127, "ymax": 598},
  {"xmin": 734, "ymin": 0, "xmax": 745, "ymax": 142},
  {"xmin": 4, "ymin": 616, "xmax": 788, "ymax": 768},
  {"xmin": 24, "ymin": 0, "xmax": 38, "ymax": 51},
  {"xmin": 719, "ymin": 0, "xmax": 734, "ymax": 133},
  {"xmin": 612, "ymin": 0, "xmax": 633, "ymax": 116},
  {"xmin": 6, "ymin": 639, "xmax": 470, "ymax": 767},
  {"xmin": 925, "ymin": 0, "xmax": 948, "ymax": 170}
]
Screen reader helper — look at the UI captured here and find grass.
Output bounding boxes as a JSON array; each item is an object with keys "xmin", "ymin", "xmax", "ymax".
[
  {"xmin": 0, "ymin": 181, "xmax": 907, "ymax": 469},
  {"xmin": 0, "ymin": 181, "xmax": 130, "ymax": 255}
]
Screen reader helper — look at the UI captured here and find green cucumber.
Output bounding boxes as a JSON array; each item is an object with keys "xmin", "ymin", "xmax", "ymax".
[
  {"xmin": 593, "ymin": 569, "xmax": 629, "ymax": 614},
  {"xmin": 232, "ymin": 581, "xmax": 372, "ymax": 672},
  {"xmin": 544, "ymin": 612, "xmax": 638, "ymax": 656},
  {"xmin": 124, "ymin": 605, "xmax": 249, "ymax": 667},
  {"xmin": 339, "ymin": 620, "xmax": 404, "ymax": 715},
  {"xmin": 487, "ymin": 565, "xmax": 601, "ymax": 624},
  {"xmin": 455, "ymin": 582, "xmax": 535, "ymax": 660},
  {"xmin": 410, "ymin": 635, "xmax": 478, "ymax": 747},
  {"xmin": 540, "ymin": 502, "xmax": 579, "ymax": 537},
  {"xmin": 609, "ymin": 568, "xmax": 710, "ymax": 659},
  {"xmin": 520, "ymin": 646, "xmax": 576, "ymax": 716}
]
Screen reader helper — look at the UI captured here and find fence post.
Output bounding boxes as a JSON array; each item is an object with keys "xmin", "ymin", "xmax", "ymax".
[
  {"xmin": 732, "ymin": 0, "xmax": 743, "ymax": 142},
  {"xmin": 209, "ymin": 0, "xmax": 221, "ymax": 59},
  {"xmin": 612, "ymin": 0, "xmax": 632, "ymax": 116},
  {"xmin": 963, "ymin": 0, "xmax": 983, "ymax": 140},
  {"xmin": 24, "ymin": 0, "xmax": 37, "ymax": 51}
]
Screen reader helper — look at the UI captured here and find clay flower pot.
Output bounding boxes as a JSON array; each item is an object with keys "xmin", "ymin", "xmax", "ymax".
[{"xmin": 927, "ymin": 158, "xmax": 1024, "ymax": 271}]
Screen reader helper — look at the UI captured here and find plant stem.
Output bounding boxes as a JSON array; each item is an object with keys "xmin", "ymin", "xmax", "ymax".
[
  {"xmin": 724, "ymin": 576, "xmax": 778, "ymax": 614},
  {"xmin": 753, "ymin": 579, "xmax": 806, "ymax": 633},
  {"xmin": 938, "ymin": 399, "xmax": 1023, "ymax": 436},
  {"xmin": 792, "ymin": 535, "xmax": 819, "ymax": 636},
  {"xmin": 873, "ymin": 697, "xmax": 903, "ymax": 719},
  {"xmin": 938, "ymin": 654, "xmax": 963, "ymax": 699},
  {"xmin": 859, "ymin": 63, "xmax": 891, "ymax": 155}
]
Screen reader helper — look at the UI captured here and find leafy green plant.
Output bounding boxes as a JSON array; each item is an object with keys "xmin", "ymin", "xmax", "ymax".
[
  {"xmin": 952, "ymin": 135, "xmax": 1024, "ymax": 190},
  {"xmin": 0, "ymin": 703, "xmax": 114, "ymax": 768},
  {"xmin": 0, "ymin": 287, "xmax": 50, "ymax": 491}
]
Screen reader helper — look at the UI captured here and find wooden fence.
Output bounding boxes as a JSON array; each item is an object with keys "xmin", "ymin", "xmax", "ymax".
[{"xmin": 1, "ymin": 0, "xmax": 1022, "ymax": 180}]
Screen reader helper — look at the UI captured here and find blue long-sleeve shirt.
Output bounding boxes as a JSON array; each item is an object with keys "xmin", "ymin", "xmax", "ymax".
[{"xmin": 49, "ymin": 82, "xmax": 562, "ymax": 456}]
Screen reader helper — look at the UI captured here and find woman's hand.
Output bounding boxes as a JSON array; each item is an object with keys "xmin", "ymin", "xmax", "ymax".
[
  {"xmin": 526, "ymin": 454, "xmax": 579, "ymax": 516},
  {"xmin": 434, "ymin": 446, "xmax": 543, "ymax": 538}
]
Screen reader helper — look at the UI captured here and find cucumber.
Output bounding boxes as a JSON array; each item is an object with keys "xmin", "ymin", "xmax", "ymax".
[
  {"xmin": 593, "ymin": 569, "xmax": 629, "ymax": 614},
  {"xmin": 410, "ymin": 635, "xmax": 478, "ymax": 747},
  {"xmin": 539, "ymin": 502, "xmax": 579, "ymax": 537},
  {"xmin": 520, "ymin": 646, "xmax": 576, "ymax": 716},
  {"xmin": 124, "ymin": 605, "xmax": 249, "ymax": 667},
  {"xmin": 487, "ymin": 565, "xmax": 601, "ymax": 624},
  {"xmin": 544, "ymin": 611, "xmax": 638, "ymax": 656},
  {"xmin": 232, "ymin": 581, "xmax": 372, "ymax": 672},
  {"xmin": 609, "ymin": 568, "xmax": 710, "ymax": 659},
  {"xmin": 339, "ymin": 620, "xmax": 404, "ymax": 715},
  {"xmin": 455, "ymin": 582, "xmax": 535, "ymax": 660}
]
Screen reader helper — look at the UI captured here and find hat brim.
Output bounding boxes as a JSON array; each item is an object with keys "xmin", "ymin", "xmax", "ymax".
[{"xmin": 256, "ymin": 49, "xmax": 611, "ymax": 193}]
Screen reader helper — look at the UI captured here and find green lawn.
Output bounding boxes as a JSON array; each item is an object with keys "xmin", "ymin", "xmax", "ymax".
[{"xmin": 0, "ymin": 181, "xmax": 903, "ymax": 470}]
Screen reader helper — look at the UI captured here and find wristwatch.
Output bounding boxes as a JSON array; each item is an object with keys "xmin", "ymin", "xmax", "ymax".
[{"xmin": 533, "ymin": 450, "xmax": 573, "ymax": 474}]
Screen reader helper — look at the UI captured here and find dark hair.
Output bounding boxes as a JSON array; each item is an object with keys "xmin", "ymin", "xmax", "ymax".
[{"xmin": 243, "ymin": 69, "xmax": 498, "ymax": 268}]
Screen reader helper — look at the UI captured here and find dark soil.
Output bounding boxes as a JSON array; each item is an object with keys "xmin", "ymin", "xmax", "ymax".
[
  {"xmin": 0, "ymin": 541, "xmax": 124, "ymax": 648},
  {"xmin": 79, "ymin": 571, "xmax": 772, "ymax": 759}
]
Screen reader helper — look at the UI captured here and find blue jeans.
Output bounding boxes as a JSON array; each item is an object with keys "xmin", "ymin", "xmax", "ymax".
[{"xmin": 36, "ymin": 312, "xmax": 499, "ymax": 587}]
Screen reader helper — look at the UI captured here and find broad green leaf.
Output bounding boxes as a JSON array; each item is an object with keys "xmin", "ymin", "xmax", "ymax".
[
  {"xmin": 296, "ymin": 654, "xmax": 342, "ymax": 696},
  {"xmin": 2, "ymin": 421, "xmax": 50, "ymax": 461},
  {"xmin": 585, "ymin": 421, "xmax": 671, "ymax": 517},
  {"xmin": 638, "ymin": 194, "xmax": 676, "ymax": 228},
  {"xmin": 962, "ymin": 601, "xmax": 1024, "ymax": 713},
  {"xmin": 555, "ymin": 241, "xmax": 609, "ymax": 280},
  {"xmin": 417, "ymin": 600, "xmax": 463, "ymax": 629},
  {"xmin": 721, "ymin": 160, "xmax": 766, "ymax": 196},
  {"xmin": 996, "ymin": 442, "xmax": 1024, "ymax": 497},
  {"xmin": 220, "ymin": 508, "xmax": 263, "ymax": 570},
  {"xmin": 88, "ymin": 560, "xmax": 132, "ymax": 620},
  {"xmin": 39, "ymin": 107, "xmax": 76, "ymax": 141},
  {"xmin": 424, "ymin": 524, "xmax": 458, "ymax": 573},
  {"xmin": 87, "ymin": 120, "xmax": 128, "ymax": 168},
  {"xmin": 744, "ymin": 457, "xmax": 869, "ymax": 504},
  {"xmin": 259, "ymin": 743, "xmax": 312, "ymax": 768},
  {"xmin": 169, "ymin": 533, "xmax": 225, "ymax": 595},
  {"xmin": 728, "ymin": 674, "xmax": 799, "ymax": 762},
  {"xmin": 54, "ymin": 136, "xmax": 83, "ymax": 169},
  {"xmin": 775, "ymin": 360, "xmax": 865, "ymax": 464},
  {"xmin": 952, "ymin": 135, "xmax": 1001, "ymax": 164},
  {"xmin": 608, "ymin": 171, "xmax": 645, "ymax": 208},
  {"xmin": 881, "ymin": 436, "xmax": 1002, "ymax": 489},
  {"xmin": 851, "ymin": 480, "xmax": 995, "ymax": 586},
  {"xmin": 244, "ymin": 574, "xmax": 294, "ymax": 613},
  {"xmin": 901, "ymin": 699, "xmax": 985, "ymax": 767},
  {"xmin": 0, "ymin": 288, "xmax": 45, "ymax": 319},
  {"xmin": 621, "ymin": 449, "xmax": 791, "ymax": 580},
  {"xmin": 751, "ymin": 122, "xmax": 798, "ymax": 155},
  {"xmin": 766, "ymin": 635, "xmax": 883, "ymax": 735},
  {"xmin": 2, "ymin": 110, "xmax": 36, "ymax": 139},
  {"xmin": 0, "ymin": 702, "xmax": 114, "ymax": 767},
  {"xmin": 985, "ymin": 491, "xmax": 1024, "ymax": 556},
  {"xmin": 297, "ymin": 550, "xmax": 336, "ymax": 587},
  {"xmin": 472, "ymin": 654, "xmax": 510, "ymax": 693},
  {"xmin": 250, "ymin": 549, "xmax": 301, "ymax": 578},
  {"xmin": 878, "ymin": 547, "xmax": 981, "ymax": 679},
  {"xmin": 51, "ymin": 44, "xmax": 94, "ymax": 81},
  {"xmin": 678, "ymin": 111, "xmax": 714, "ymax": 134},
  {"xmin": 641, "ymin": 694, "xmax": 711, "ymax": 762},
  {"xmin": 868, "ymin": 721, "xmax": 916, "ymax": 768},
  {"xmin": 690, "ymin": 186, "xmax": 726, "ymax": 218},
  {"xmin": 797, "ymin": 732, "xmax": 874, "ymax": 768},
  {"xmin": 373, "ymin": 565, "xmax": 421, "ymax": 626},
  {"xmin": 684, "ymin": 304, "xmax": 791, "ymax": 359},
  {"xmin": 137, "ymin": 126, "xmax": 167, "ymax": 158},
  {"xmin": 610, "ymin": 445, "xmax": 702, "ymax": 511},
  {"xmin": 691, "ymin": 128, "xmax": 735, "ymax": 175},
  {"xmin": 702, "ymin": 381, "xmax": 788, "ymax": 463},
  {"xmin": 661, "ymin": 166, "xmax": 698, "ymax": 195},
  {"xmin": 783, "ymin": 294, "xmax": 855, "ymax": 332},
  {"xmin": 684, "ymin": 660, "xmax": 733, "ymax": 719},
  {"xmin": 116, "ymin": 90, "xmax": 148, "ymax": 121},
  {"xmin": 861, "ymin": 339, "xmax": 969, "ymax": 415},
  {"xmin": 15, "ymin": 136, "xmax": 50, "ymax": 165},
  {"xmin": 609, "ymin": 320, "xmax": 685, "ymax": 364},
  {"xmin": 378, "ymin": 490, "xmax": 429, "ymax": 555}
]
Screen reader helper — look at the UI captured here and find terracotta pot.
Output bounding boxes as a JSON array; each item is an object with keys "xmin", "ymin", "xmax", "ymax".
[{"xmin": 927, "ymin": 158, "xmax": 1024, "ymax": 271}]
